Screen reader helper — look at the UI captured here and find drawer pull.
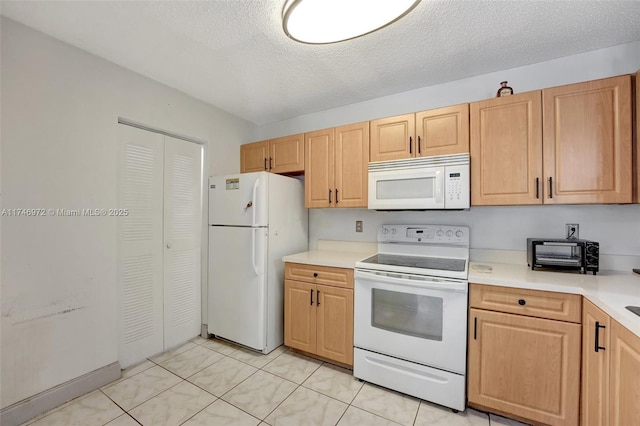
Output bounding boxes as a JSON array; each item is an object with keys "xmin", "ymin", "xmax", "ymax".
[
  {"xmin": 313, "ymin": 272, "xmax": 318, "ymax": 277},
  {"xmin": 518, "ymin": 299, "xmax": 526, "ymax": 306}
]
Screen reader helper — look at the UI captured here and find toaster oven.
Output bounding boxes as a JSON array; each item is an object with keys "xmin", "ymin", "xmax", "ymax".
[{"xmin": 527, "ymin": 238, "xmax": 599, "ymax": 275}]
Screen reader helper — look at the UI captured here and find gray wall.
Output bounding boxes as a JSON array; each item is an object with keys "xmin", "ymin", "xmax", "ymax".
[{"xmin": 0, "ymin": 18, "xmax": 254, "ymax": 409}]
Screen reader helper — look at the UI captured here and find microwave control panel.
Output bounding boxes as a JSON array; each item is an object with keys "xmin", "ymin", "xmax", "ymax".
[{"xmin": 444, "ymin": 164, "xmax": 470, "ymax": 209}]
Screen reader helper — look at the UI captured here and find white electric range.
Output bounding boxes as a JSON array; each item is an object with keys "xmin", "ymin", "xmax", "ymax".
[{"xmin": 354, "ymin": 224, "xmax": 469, "ymax": 411}]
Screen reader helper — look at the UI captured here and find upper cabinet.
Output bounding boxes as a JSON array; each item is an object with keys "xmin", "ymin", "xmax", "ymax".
[
  {"xmin": 240, "ymin": 133, "xmax": 304, "ymax": 174},
  {"xmin": 305, "ymin": 122, "xmax": 369, "ymax": 208},
  {"xmin": 471, "ymin": 75, "xmax": 633, "ymax": 206},
  {"xmin": 370, "ymin": 104, "xmax": 469, "ymax": 162},
  {"xmin": 543, "ymin": 75, "xmax": 632, "ymax": 204},
  {"xmin": 416, "ymin": 104, "xmax": 470, "ymax": 157},
  {"xmin": 240, "ymin": 140, "xmax": 269, "ymax": 173},
  {"xmin": 471, "ymin": 91, "xmax": 543, "ymax": 206}
]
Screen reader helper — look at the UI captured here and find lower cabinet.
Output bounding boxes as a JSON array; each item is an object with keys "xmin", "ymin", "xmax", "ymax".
[
  {"xmin": 582, "ymin": 299, "xmax": 640, "ymax": 426},
  {"xmin": 468, "ymin": 284, "xmax": 581, "ymax": 426},
  {"xmin": 284, "ymin": 263, "xmax": 354, "ymax": 366}
]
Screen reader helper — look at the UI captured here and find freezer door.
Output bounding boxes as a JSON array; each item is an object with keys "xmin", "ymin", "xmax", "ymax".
[
  {"xmin": 208, "ymin": 172, "xmax": 268, "ymax": 226},
  {"xmin": 208, "ymin": 226, "xmax": 268, "ymax": 351}
]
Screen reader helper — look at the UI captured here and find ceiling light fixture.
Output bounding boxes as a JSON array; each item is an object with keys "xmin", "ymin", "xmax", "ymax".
[{"xmin": 282, "ymin": 0, "xmax": 421, "ymax": 44}]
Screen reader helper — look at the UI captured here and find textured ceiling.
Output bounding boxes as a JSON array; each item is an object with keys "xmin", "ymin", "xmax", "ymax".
[{"xmin": 2, "ymin": 0, "xmax": 640, "ymax": 125}]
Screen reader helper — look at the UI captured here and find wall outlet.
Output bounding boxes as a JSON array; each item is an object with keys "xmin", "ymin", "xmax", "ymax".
[
  {"xmin": 355, "ymin": 220, "xmax": 363, "ymax": 233},
  {"xmin": 566, "ymin": 223, "xmax": 579, "ymax": 239}
]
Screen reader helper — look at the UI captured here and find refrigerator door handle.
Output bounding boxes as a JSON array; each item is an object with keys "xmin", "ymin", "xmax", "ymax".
[
  {"xmin": 251, "ymin": 228, "xmax": 259, "ymax": 275},
  {"xmin": 251, "ymin": 178, "xmax": 260, "ymax": 226}
]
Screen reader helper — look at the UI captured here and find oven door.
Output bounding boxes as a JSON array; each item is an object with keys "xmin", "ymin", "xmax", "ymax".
[
  {"xmin": 354, "ymin": 269, "xmax": 467, "ymax": 374},
  {"xmin": 368, "ymin": 166, "xmax": 444, "ymax": 210}
]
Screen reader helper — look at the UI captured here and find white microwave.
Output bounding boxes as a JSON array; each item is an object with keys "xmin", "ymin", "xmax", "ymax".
[{"xmin": 368, "ymin": 154, "xmax": 470, "ymax": 210}]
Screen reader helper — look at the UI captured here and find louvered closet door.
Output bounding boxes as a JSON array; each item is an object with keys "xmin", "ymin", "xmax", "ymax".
[
  {"xmin": 162, "ymin": 136, "xmax": 202, "ymax": 349},
  {"xmin": 117, "ymin": 125, "xmax": 164, "ymax": 368}
]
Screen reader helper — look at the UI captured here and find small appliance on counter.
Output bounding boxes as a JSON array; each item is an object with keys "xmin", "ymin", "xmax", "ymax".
[{"xmin": 527, "ymin": 238, "xmax": 599, "ymax": 275}]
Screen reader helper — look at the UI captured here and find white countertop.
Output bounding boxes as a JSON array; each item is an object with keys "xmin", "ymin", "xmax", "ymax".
[
  {"xmin": 283, "ymin": 248, "xmax": 640, "ymax": 338},
  {"xmin": 283, "ymin": 249, "xmax": 374, "ymax": 269},
  {"xmin": 470, "ymin": 262, "xmax": 640, "ymax": 338}
]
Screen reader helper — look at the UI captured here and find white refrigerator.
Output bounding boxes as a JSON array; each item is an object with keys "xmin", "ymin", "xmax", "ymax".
[{"xmin": 208, "ymin": 172, "xmax": 308, "ymax": 353}]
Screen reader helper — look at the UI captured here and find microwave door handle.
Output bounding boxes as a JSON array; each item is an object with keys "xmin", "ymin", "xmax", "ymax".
[{"xmin": 435, "ymin": 169, "xmax": 444, "ymax": 205}]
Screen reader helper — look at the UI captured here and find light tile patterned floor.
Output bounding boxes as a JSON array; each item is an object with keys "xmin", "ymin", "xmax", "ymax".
[{"xmin": 22, "ymin": 337, "xmax": 530, "ymax": 426}]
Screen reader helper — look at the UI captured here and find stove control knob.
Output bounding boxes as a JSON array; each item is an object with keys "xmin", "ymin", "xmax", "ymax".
[
  {"xmin": 446, "ymin": 230, "xmax": 453, "ymax": 237},
  {"xmin": 391, "ymin": 228, "xmax": 397, "ymax": 234},
  {"xmin": 381, "ymin": 228, "xmax": 389, "ymax": 235},
  {"xmin": 455, "ymin": 230, "xmax": 463, "ymax": 237},
  {"xmin": 436, "ymin": 229, "xmax": 444, "ymax": 237}
]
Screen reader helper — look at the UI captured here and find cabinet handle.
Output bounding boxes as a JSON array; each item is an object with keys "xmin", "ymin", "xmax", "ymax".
[
  {"xmin": 595, "ymin": 321, "xmax": 606, "ymax": 352},
  {"xmin": 335, "ymin": 188, "xmax": 339, "ymax": 204},
  {"xmin": 264, "ymin": 158, "xmax": 267, "ymax": 170},
  {"xmin": 518, "ymin": 299, "xmax": 526, "ymax": 306},
  {"xmin": 409, "ymin": 136, "xmax": 413, "ymax": 154},
  {"xmin": 313, "ymin": 272, "xmax": 318, "ymax": 277},
  {"xmin": 310, "ymin": 289, "xmax": 313, "ymax": 306},
  {"xmin": 535, "ymin": 177, "xmax": 540, "ymax": 199},
  {"xmin": 548, "ymin": 177, "xmax": 553, "ymax": 199},
  {"xmin": 418, "ymin": 136, "xmax": 421, "ymax": 154},
  {"xmin": 317, "ymin": 290, "xmax": 320, "ymax": 306},
  {"xmin": 329, "ymin": 189, "xmax": 332, "ymax": 203},
  {"xmin": 473, "ymin": 317, "xmax": 477, "ymax": 340},
  {"xmin": 269, "ymin": 157, "xmax": 273, "ymax": 170}
]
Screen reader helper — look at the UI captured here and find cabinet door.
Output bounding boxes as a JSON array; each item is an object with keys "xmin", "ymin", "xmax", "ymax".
[
  {"xmin": 240, "ymin": 140, "xmax": 268, "ymax": 173},
  {"xmin": 635, "ymin": 70, "xmax": 640, "ymax": 203},
  {"xmin": 305, "ymin": 128, "xmax": 334, "ymax": 208},
  {"xmin": 468, "ymin": 308, "xmax": 580, "ymax": 426},
  {"xmin": 269, "ymin": 133, "xmax": 304, "ymax": 174},
  {"xmin": 470, "ymin": 91, "xmax": 543, "ymax": 206},
  {"xmin": 284, "ymin": 280, "xmax": 317, "ymax": 354},
  {"xmin": 416, "ymin": 103, "xmax": 469, "ymax": 157},
  {"xmin": 316, "ymin": 284, "xmax": 354, "ymax": 366},
  {"xmin": 581, "ymin": 299, "xmax": 610, "ymax": 426},
  {"xmin": 370, "ymin": 114, "xmax": 415, "ymax": 162},
  {"xmin": 543, "ymin": 75, "xmax": 632, "ymax": 204},
  {"xmin": 609, "ymin": 319, "xmax": 640, "ymax": 426},
  {"xmin": 334, "ymin": 122, "xmax": 369, "ymax": 208}
]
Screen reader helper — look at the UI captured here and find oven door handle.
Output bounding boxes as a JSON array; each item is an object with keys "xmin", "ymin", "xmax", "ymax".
[{"xmin": 355, "ymin": 269, "xmax": 467, "ymax": 292}]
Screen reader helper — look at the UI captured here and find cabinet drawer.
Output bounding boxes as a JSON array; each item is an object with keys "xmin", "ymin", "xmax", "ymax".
[
  {"xmin": 470, "ymin": 283, "xmax": 581, "ymax": 323},
  {"xmin": 285, "ymin": 263, "xmax": 353, "ymax": 289}
]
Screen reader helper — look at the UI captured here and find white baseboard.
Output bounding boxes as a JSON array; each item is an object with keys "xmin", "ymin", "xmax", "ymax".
[{"xmin": 0, "ymin": 362, "xmax": 121, "ymax": 426}]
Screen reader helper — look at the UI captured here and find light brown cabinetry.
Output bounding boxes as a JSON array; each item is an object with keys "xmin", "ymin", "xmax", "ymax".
[
  {"xmin": 240, "ymin": 140, "xmax": 269, "ymax": 173},
  {"xmin": 470, "ymin": 91, "xmax": 543, "ymax": 205},
  {"xmin": 610, "ymin": 319, "xmax": 640, "ymax": 426},
  {"xmin": 240, "ymin": 133, "xmax": 304, "ymax": 174},
  {"xmin": 468, "ymin": 284, "xmax": 581, "ymax": 426},
  {"xmin": 370, "ymin": 104, "xmax": 469, "ymax": 162},
  {"xmin": 581, "ymin": 299, "xmax": 610, "ymax": 426},
  {"xmin": 471, "ymin": 75, "xmax": 633, "ymax": 206},
  {"xmin": 543, "ymin": 75, "xmax": 632, "ymax": 204},
  {"xmin": 304, "ymin": 122, "xmax": 369, "ymax": 208},
  {"xmin": 581, "ymin": 298, "xmax": 640, "ymax": 426},
  {"xmin": 284, "ymin": 263, "xmax": 354, "ymax": 366}
]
